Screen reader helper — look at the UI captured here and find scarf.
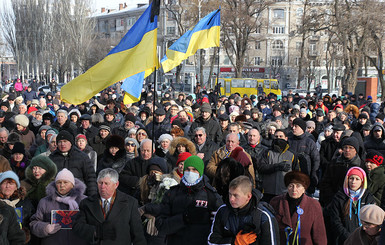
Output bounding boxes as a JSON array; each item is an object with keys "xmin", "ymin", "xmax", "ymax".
[
  {"xmin": 55, "ymin": 191, "xmax": 79, "ymax": 210},
  {"xmin": 0, "ymin": 198, "xmax": 20, "ymax": 208}
]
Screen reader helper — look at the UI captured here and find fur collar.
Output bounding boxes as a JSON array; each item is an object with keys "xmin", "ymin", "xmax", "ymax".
[{"xmin": 45, "ymin": 178, "xmax": 86, "ymax": 201}]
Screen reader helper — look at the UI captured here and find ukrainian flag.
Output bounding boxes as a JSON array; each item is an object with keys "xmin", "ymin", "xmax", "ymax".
[
  {"xmin": 161, "ymin": 9, "xmax": 220, "ymax": 73},
  {"xmin": 61, "ymin": 2, "xmax": 159, "ymax": 105}
]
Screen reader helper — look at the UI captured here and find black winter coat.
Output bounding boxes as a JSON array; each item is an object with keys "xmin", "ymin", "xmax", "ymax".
[
  {"xmin": 51, "ymin": 120, "xmax": 78, "ymax": 137},
  {"xmin": 89, "ymin": 135, "xmax": 107, "ymax": 159},
  {"xmin": 194, "ymin": 139, "xmax": 219, "ymax": 166},
  {"xmin": 0, "ymin": 200, "xmax": 25, "ymax": 245},
  {"xmin": 73, "ymin": 190, "xmax": 146, "ymax": 245},
  {"xmin": 77, "ymin": 126, "xmax": 99, "ymax": 143},
  {"xmin": 49, "ymin": 147, "xmax": 97, "ymax": 196},
  {"xmin": 97, "ymin": 149, "xmax": 127, "ymax": 174},
  {"xmin": 156, "ymin": 177, "xmax": 223, "ymax": 245},
  {"xmin": 325, "ymin": 190, "xmax": 375, "ymax": 244},
  {"xmin": 188, "ymin": 116, "xmax": 223, "ymax": 144},
  {"xmin": 119, "ymin": 156, "xmax": 151, "ymax": 196},
  {"xmin": 146, "ymin": 119, "xmax": 171, "ymax": 141}
]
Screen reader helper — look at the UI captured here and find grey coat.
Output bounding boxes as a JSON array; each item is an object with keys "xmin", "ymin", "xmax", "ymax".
[{"xmin": 29, "ymin": 179, "xmax": 87, "ymax": 245}]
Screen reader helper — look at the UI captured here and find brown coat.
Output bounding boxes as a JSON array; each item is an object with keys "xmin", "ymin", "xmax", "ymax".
[
  {"xmin": 270, "ymin": 194, "xmax": 327, "ymax": 245},
  {"xmin": 344, "ymin": 227, "xmax": 380, "ymax": 245},
  {"xmin": 207, "ymin": 146, "xmax": 255, "ymax": 183}
]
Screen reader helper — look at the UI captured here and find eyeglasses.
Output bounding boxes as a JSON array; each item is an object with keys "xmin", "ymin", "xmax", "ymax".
[
  {"xmin": 137, "ymin": 132, "xmax": 147, "ymax": 136},
  {"xmin": 195, "ymin": 134, "xmax": 203, "ymax": 137},
  {"xmin": 126, "ymin": 143, "xmax": 136, "ymax": 147}
]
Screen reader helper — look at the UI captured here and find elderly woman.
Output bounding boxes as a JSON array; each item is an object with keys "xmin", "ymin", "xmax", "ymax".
[
  {"xmin": 22, "ymin": 154, "xmax": 58, "ymax": 208},
  {"xmin": 155, "ymin": 134, "xmax": 173, "ymax": 158},
  {"xmin": 97, "ymin": 135, "xmax": 127, "ymax": 174},
  {"xmin": 345, "ymin": 204, "xmax": 384, "ymax": 245},
  {"xmin": 0, "ymin": 171, "xmax": 35, "ymax": 243},
  {"xmin": 270, "ymin": 171, "xmax": 327, "ymax": 245},
  {"xmin": 325, "ymin": 167, "xmax": 375, "ymax": 244},
  {"xmin": 75, "ymin": 134, "xmax": 97, "ymax": 171},
  {"xmin": 125, "ymin": 137, "xmax": 139, "ymax": 160},
  {"xmin": 30, "ymin": 168, "xmax": 87, "ymax": 245}
]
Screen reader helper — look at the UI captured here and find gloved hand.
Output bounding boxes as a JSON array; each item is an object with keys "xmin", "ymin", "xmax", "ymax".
[
  {"xmin": 234, "ymin": 230, "xmax": 257, "ymax": 245},
  {"xmin": 96, "ymin": 222, "xmax": 116, "ymax": 241},
  {"xmin": 274, "ymin": 162, "xmax": 291, "ymax": 172},
  {"xmin": 45, "ymin": 224, "xmax": 61, "ymax": 235},
  {"xmin": 183, "ymin": 203, "xmax": 210, "ymax": 224},
  {"xmin": 146, "ymin": 216, "xmax": 158, "ymax": 236}
]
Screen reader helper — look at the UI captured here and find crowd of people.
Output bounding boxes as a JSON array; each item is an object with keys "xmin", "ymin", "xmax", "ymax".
[{"xmin": 1, "ymin": 79, "xmax": 385, "ymax": 245}]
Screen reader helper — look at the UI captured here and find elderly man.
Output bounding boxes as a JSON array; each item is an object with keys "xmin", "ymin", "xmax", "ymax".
[
  {"xmin": 0, "ymin": 127, "xmax": 9, "ymax": 149},
  {"xmin": 73, "ymin": 168, "xmax": 146, "ymax": 245},
  {"xmin": 49, "ymin": 130, "xmax": 97, "ymax": 196},
  {"xmin": 77, "ymin": 114, "xmax": 98, "ymax": 142},
  {"xmin": 0, "ymin": 110, "xmax": 14, "ymax": 131},
  {"xmin": 207, "ymin": 133, "xmax": 253, "ymax": 180},
  {"xmin": 192, "ymin": 127, "xmax": 218, "ymax": 165},
  {"xmin": 51, "ymin": 109, "xmax": 78, "ymax": 136},
  {"xmin": 243, "ymin": 128, "xmax": 267, "ymax": 159},
  {"xmin": 119, "ymin": 139, "xmax": 156, "ymax": 196}
]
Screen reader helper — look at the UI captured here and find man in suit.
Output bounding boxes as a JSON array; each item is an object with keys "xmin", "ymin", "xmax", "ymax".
[{"xmin": 73, "ymin": 168, "xmax": 146, "ymax": 245}]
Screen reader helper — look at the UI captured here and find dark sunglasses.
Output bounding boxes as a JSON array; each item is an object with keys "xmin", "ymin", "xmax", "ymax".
[
  {"xmin": 126, "ymin": 143, "xmax": 136, "ymax": 147},
  {"xmin": 195, "ymin": 134, "xmax": 203, "ymax": 137}
]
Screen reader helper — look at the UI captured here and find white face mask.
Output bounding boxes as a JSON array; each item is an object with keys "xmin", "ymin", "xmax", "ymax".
[{"xmin": 183, "ymin": 171, "xmax": 200, "ymax": 184}]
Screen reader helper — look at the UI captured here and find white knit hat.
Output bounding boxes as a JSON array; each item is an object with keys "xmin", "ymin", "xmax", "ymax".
[{"xmin": 55, "ymin": 168, "xmax": 75, "ymax": 186}]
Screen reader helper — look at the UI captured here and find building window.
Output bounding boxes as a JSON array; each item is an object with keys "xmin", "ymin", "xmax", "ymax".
[
  {"xmin": 272, "ymin": 40, "xmax": 283, "ymax": 49},
  {"xmin": 273, "ymin": 9, "xmax": 285, "ymax": 19},
  {"xmin": 271, "ymin": 57, "xmax": 283, "ymax": 66},
  {"xmin": 295, "ymin": 57, "xmax": 300, "ymax": 66},
  {"xmin": 167, "ymin": 27, "xmax": 176, "ymax": 35},
  {"xmin": 309, "ymin": 43, "xmax": 317, "ymax": 55},
  {"xmin": 256, "ymin": 27, "xmax": 261, "ymax": 34},
  {"xmin": 255, "ymin": 41, "xmax": 261, "ymax": 49},
  {"xmin": 272, "ymin": 26, "xmax": 285, "ymax": 34},
  {"xmin": 223, "ymin": 56, "xmax": 230, "ymax": 65},
  {"xmin": 127, "ymin": 17, "xmax": 136, "ymax": 26},
  {"xmin": 255, "ymin": 57, "xmax": 261, "ymax": 65}
]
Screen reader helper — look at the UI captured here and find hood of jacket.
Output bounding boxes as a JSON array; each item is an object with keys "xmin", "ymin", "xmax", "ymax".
[{"xmin": 169, "ymin": 136, "xmax": 197, "ymax": 156}]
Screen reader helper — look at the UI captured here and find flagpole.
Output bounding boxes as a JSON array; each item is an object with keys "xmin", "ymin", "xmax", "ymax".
[
  {"xmin": 216, "ymin": 46, "xmax": 220, "ymax": 96},
  {"xmin": 152, "ymin": 69, "xmax": 157, "ymax": 155}
]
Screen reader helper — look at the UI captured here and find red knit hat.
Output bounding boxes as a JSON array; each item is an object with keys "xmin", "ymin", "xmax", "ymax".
[
  {"xmin": 27, "ymin": 106, "xmax": 38, "ymax": 115},
  {"xmin": 75, "ymin": 134, "xmax": 87, "ymax": 142},
  {"xmin": 230, "ymin": 147, "xmax": 251, "ymax": 167},
  {"xmin": 366, "ymin": 150, "xmax": 384, "ymax": 166},
  {"xmin": 177, "ymin": 152, "xmax": 192, "ymax": 165},
  {"xmin": 348, "ymin": 168, "xmax": 364, "ymax": 181}
]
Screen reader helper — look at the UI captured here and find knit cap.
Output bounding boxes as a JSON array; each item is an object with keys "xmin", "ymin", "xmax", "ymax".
[
  {"xmin": 230, "ymin": 147, "xmax": 251, "ymax": 167},
  {"xmin": 75, "ymin": 134, "xmax": 87, "ymax": 142},
  {"xmin": 293, "ymin": 118, "xmax": 307, "ymax": 132},
  {"xmin": 55, "ymin": 168, "xmax": 75, "ymax": 186},
  {"xmin": 360, "ymin": 204, "xmax": 385, "ymax": 225},
  {"xmin": 177, "ymin": 152, "xmax": 192, "ymax": 165},
  {"xmin": 158, "ymin": 134, "xmax": 173, "ymax": 144},
  {"xmin": 366, "ymin": 150, "xmax": 384, "ymax": 166},
  {"xmin": 12, "ymin": 142, "xmax": 25, "ymax": 155},
  {"xmin": 183, "ymin": 155, "xmax": 204, "ymax": 177},
  {"xmin": 341, "ymin": 137, "xmax": 359, "ymax": 153},
  {"xmin": 343, "ymin": 167, "xmax": 367, "ymax": 200},
  {"xmin": 57, "ymin": 130, "xmax": 74, "ymax": 145},
  {"xmin": 0, "ymin": 171, "xmax": 20, "ymax": 188}
]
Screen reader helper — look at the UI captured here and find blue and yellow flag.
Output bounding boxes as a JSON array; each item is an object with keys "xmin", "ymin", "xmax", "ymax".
[
  {"xmin": 161, "ymin": 9, "xmax": 220, "ymax": 73},
  {"xmin": 61, "ymin": 2, "xmax": 159, "ymax": 105}
]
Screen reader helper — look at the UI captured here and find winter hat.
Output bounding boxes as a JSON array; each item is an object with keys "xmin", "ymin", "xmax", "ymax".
[
  {"xmin": 333, "ymin": 123, "xmax": 345, "ymax": 131},
  {"xmin": 306, "ymin": 120, "xmax": 315, "ymax": 129},
  {"xmin": 343, "ymin": 167, "xmax": 367, "ymax": 201},
  {"xmin": 154, "ymin": 108, "xmax": 166, "ymax": 115},
  {"xmin": 125, "ymin": 137, "xmax": 139, "ymax": 148},
  {"xmin": 184, "ymin": 155, "xmax": 204, "ymax": 177},
  {"xmin": 348, "ymin": 167, "xmax": 365, "ymax": 181},
  {"xmin": 147, "ymin": 157, "xmax": 168, "ymax": 174},
  {"xmin": 7, "ymin": 133, "xmax": 21, "ymax": 144},
  {"xmin": 366, "ymin": 150, "xmax": 384, "ymax": 166},
  {"xmin": 56, "ymin": 130, "xmax": 74, "ymax": 145},
  {"xmin": 200, "ymin": 103, "xmax": 212, "ymax": 113},
  {"xmin": 300, "ymin": 108, "xmax": 307, "ymax": 114},
  {"xmin": 230, "ymin": 147, "xmax": 251, "ymax": 167},
  {"xmin": 158, "ymin": 134, "xmax": 173, "ymax": 144},
  {"xmin": 171, "ymin": 119, "xmax": 183, "ymax": 128},
  {"xmin": 0, "ymin": 171, "xmax": 20, "ymax": 188},
  {"xmin": 293, "ymin": 118, "xmax": 307, "ymax": 132},
  {"xmin": 360, "ymin": 205, "xmax": 385, "ymax": 225},
  {"xmin": 342, "ymin": 137, "xmax": 359, "ymax": 153},
  {"xmin": 316, "ymin": 108, "xmax": 324, "ymax": 117},
  {"xmin": 27, "ymin": 106, "xmax": 38, "ymax": 115},
  {"xmin": 284, "ymin": 171, "xmax": 310, "ymax": 189},
  {"xmin": 106, "ymin": 135, "xmax": 125, "ymax": 150},
  {"xmin": 15, "ymin": 114, "xmax": 29, "ymax": 128},
  {"xmin": 29, "ymin": 154, "xmax": 56, "ymax": 173},
  {"xmin": 104, "ymin": 109, "xmax": 115, "ymax": 116},
  {"xmin": 75, "ymin": 134, "xmax": 87, "ymax": 142},
  {"xmin": 12, "ymin": 142, "xmax": 25, "ymax": 155},
  {"xmin": 177, "ymin": 152, "xmax": 192, "ymax": 165},
  {"xmin": 99, "ymin": 124, "xmax": 111, "ymax": 132},
  {"xmin": 125, "ymin": 113, "xmax": 137, "ymax": 124},
  {"xmin": 376, "ymin": 113, "xmax": 385, "ymax": 122},
  {"xmin": 128, "ymin": 128, "xmax": 137, "ymax": 135},
  {"xmin": 79, "ymin": 114, "xmax": 92, "ymax": 121},
  {"xmin": 55, "ymin": 168, "xmax": 75, "ymax": 186}
]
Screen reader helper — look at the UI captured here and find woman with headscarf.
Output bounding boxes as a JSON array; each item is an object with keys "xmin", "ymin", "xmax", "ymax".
[
  {"xmin": 155, "ymin": 134, "xmax": 173, "ymax": 158},
  {"xmin": 29, "ymin": 169, "xmax": 87, "ymax": 245},
  {"xmin": 325, "ymin": 166, "xmax": 375, "ymax": 244},
  {"xmin": 124, "ymin": 137, "xmax": 139, "ymax": 160},
  {"xmin": 97, "ymin": 135, "xmax": 127, "ymax": 174},
  {"xmin": 270, "ymin": 171, "xmax": 327, "ymax": 245}
]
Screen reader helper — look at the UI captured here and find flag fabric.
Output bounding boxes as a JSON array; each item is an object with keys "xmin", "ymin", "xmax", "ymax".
[
  {"xmin": 122, "ymin": 68, "xmax": 155, "ymax": 104},
  {"xmin": 161, "ymin": 9, "xmax": 220, "ymax": 73},
  {"xmin": 60, "ymin": 2, "xmax": 159, "ymax": 105}
]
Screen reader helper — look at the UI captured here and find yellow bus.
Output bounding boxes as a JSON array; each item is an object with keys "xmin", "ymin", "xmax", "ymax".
[{"xmin": 217, "ymin": 78, "xmax": 282, "ymax": 99}]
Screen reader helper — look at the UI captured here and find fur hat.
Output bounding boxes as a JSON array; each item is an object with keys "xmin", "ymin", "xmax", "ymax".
[
  {"xmin": 184, "ymin": 155, "xmax": 204, "ymax": 177},
  {"xmin": 125, "ymin": 113, "xmax": 137, "ymax": 123},
  {"xmin": 55, "ymin": 168, "xmax": 75, "ymax": 186},
  {"xmin": 7, "ymin": 132, "xmax": 21, "ymax": 144},
  {"xmin": 30, "ymin": 155, "xmax": 57, "ymax": 173},
  {"xmin": 12, "ymin": 142, "xmax": 25, "ymax": 155},
  {"xmin": 0, "ymin": 171, "xmax": 20, "ymax": 188},
  {"xmin": 158, "ymin": 134, "xmax": 173, "ymax": 144},
  {"xmin": 342, "ymin": 137, "xmax": 359, "ymax": 153},
  {"xmin": 360, "ymin": 204, "xmax": 385, "ymax": 225},
  {"xmin": 177, "ymin": 152, "xmax": 192, "ymax": 165},
  {"xmin": 366, "ymin": 150, "xmax": 384, "ymax": 166},
  {"xmin": 284, "ymin": 171, "xmax": 310, "ymax": 189},
  {"xmin": 293, "ymin": 118, "xmax": 307, "ymax": 132},
  {"xmin": 15, "ymin": 114, "xmax": 29, "ymax": 128},
  {"xmin": 106, "ymin": 135, "xmax": 125, "ymax": 150},
  {"xmin": 57, "ymin": 130, "xmax": 74, "ymax": 145},
  {"xmin": 230, "ymin": 147, "xmax": 251, "ymax": 167},
  {"xmin": 200, "ymin": 103, "xmax": 212, "ymax": 113}
]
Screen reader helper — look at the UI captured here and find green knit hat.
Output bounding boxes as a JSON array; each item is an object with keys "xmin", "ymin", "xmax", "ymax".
[{"xmin": 183, "ymin": 155, "xmax": 204, "ymax": 176}]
